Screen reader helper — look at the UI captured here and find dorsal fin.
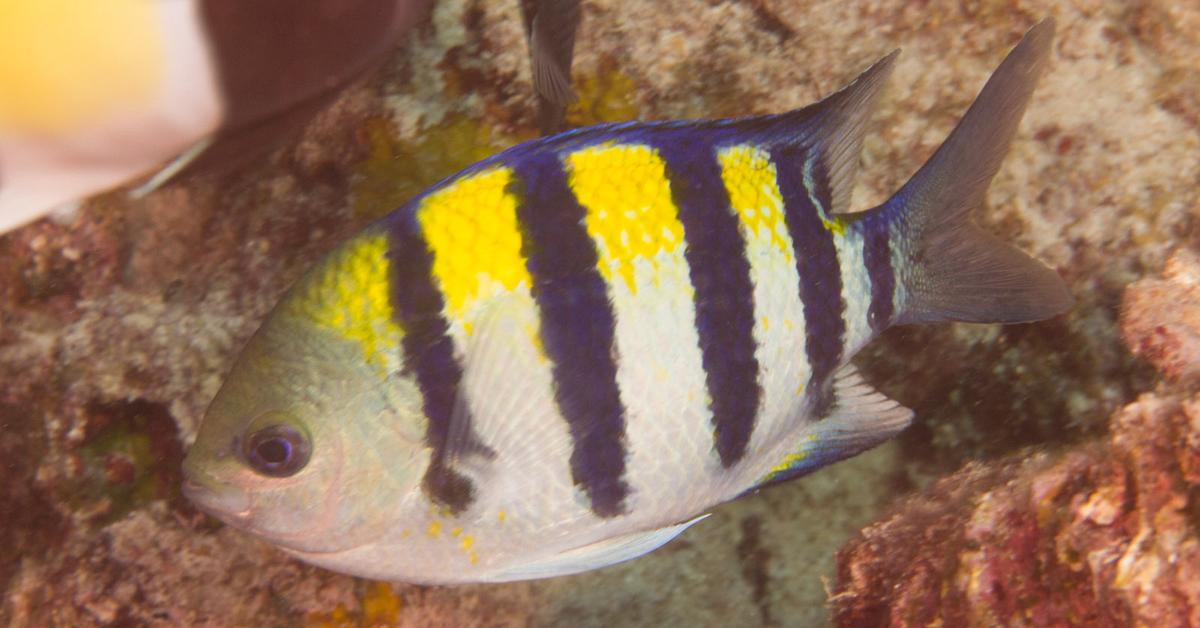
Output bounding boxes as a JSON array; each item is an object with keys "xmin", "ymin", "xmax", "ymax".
[
  {"xmin": 762, "ymin": 49, "xmax": 898, "ymax": 215},
  {"xmin": 808, "ymin": 50, "xmax": 898, "ymax": 215}
]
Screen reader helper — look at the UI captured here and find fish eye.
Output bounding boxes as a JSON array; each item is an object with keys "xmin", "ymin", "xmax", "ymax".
[{"xmin": 242, "ymin": 424, "xmax": 311, "ymax": 477}]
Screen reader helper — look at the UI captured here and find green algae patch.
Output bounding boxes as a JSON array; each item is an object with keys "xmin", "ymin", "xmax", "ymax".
[
  {"xmin": 72, "ymin": 400, "xmax": 185, "ymax": 526},
  {"xmin": 352, "ymin": 56, "xmax": 643, "ymax": 223},
  {"xmin": 566, "ymin": 60, "xmax": 641, "ymax": 126},
  {"xmin": 351, "ymin": 114, "xmax": 528, "ymax": 221}
]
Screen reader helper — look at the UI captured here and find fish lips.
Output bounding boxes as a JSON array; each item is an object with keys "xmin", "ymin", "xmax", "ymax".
[
  {"xmin": 181, "ymin": 470, "xmax": 252, "ymax": 525},
  {"xmin": 180, "ymin": 461, "xmax": 352, "ymax": 554}
]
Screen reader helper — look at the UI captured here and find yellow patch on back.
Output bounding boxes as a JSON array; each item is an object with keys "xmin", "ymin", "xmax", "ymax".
[
  {"xmin": 0, "ymin": 0, "xmax": 164, "ymax": 132},
  {"xmin": 284, "ymin": 232, "xmax": 401, "ymax": 376},
  {"xmin": 567, "ymin": 143, "xmax": 686, "ymax": 293},
  {"xmin": 718, "ymin": 145, "xmax": 794, "ymax": 262},
  {"xmin": 418, "ymin": 168, "xmax": 533, "ymax": 327}
]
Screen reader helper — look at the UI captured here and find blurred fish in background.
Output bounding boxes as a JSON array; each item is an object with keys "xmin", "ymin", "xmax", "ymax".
[
  {"xmin": 520, "ymin": 0, "xmax": 582, "ymax": 134},
  {"xmin": 0, "ymin": 0, "xmax": 449, "ymax": 235}
]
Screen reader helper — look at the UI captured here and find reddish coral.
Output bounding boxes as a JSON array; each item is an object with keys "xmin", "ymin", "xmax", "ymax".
[
  {"xmin": 834, "ymin": 392, "xmax": 1200, "ymax": 627},
  {"xmin": 1122, "ymin": 249, "xmax": 1200, "ymax": 385},
  {"xmin": 833, "ymin": 249, "xmax": 1200, "ymax": 626}
]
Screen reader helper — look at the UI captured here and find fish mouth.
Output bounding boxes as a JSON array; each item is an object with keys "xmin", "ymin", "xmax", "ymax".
[
  {"xmin": 181, "ymin": 469, "xmax": 252, "ymax": 523},
  {"xmin": 180, "ymin": 465, "xmax": 343, "ymax": 554}
]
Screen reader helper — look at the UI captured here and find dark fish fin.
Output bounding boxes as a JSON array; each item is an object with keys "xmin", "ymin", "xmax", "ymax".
[
  {"xmin": 488, "ymin": 514, "xmax": 709, "ymax": 581},
  {"xmin": 528, "ymin": 0, "xmax": 581, "ymax": 106},
  {"xmin": 899, "ymin": 221, "xmax": 1073, "ymax": 324},
  {"xmin": 181, "ymin": 0, "xmax": 425, "ymax": 184},
  {"xmin": 765, "ymin": 48, "xmax": 898, "ymax": 215},
  {"xmin": 756, "ymin": 365, "xmax": 912, "ymax": 489},
  {"xmin": 884, "ymin": 19, "xmax": 1072, "ymax": 325},
  {"xmin": 522, "ymin": 0, "xmax": 581, "ymax": 134},
  {"xmin": 130, "ymin": 75, "xmax": 343, "ymax": 196}
]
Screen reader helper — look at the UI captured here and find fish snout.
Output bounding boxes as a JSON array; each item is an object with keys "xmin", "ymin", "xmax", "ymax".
[{"xmin": 181, "ymin": 464, "xmax": 251, "ymax": 521}]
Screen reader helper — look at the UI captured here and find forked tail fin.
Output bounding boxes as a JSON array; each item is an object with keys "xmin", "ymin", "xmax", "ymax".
[{"xmin": 884, "ymin": 19, "xmax": 1072, "ymax": 325}]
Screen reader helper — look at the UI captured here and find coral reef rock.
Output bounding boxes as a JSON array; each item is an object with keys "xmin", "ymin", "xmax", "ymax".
[
  {"xmin": 1123, "ymin": 249, "xmax": 1200, "ymax": 386},
  {"xmin": 832, "ymin": 249, "xmax": 1200, "ymax": 626}
]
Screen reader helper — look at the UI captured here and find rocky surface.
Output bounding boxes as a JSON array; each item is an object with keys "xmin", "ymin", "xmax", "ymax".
[
  {"xmin": 1123, "ymin": 250, "xmax": 1200, "ymax": 386},
  {"xmin": 834, "ymin": 393, "xmax": 1200, "ymax": 626},
  {"xmin": 2, "ymin": 1, "xmax": 1197, "ymax": 625}
]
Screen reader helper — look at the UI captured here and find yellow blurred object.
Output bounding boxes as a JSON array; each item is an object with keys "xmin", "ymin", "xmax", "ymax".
[{"xmin": 0, "ymin": 0, "xmax": 164, "ymax": 132}]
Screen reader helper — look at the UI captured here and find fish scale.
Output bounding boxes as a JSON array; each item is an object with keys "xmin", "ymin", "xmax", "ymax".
[
  {"xmin": 511, "ymin": 147, "xmax": 632, "ymax": 518},
  {"xmin": 862, "ymin": 216, "xmax": 897, "ymax": 332},
  {"xmin": 656, "ymin": 134, "xmax": 763, "ymax": 470},
  {"xmin": 718, "ymin": 144, "xmax": 813, "ymax": 462},
  {"xmin": 776, "ymin": 148, "xmax": 847, "ymax": 415}
]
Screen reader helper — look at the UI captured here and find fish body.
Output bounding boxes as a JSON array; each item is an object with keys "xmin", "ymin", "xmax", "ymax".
[
  {"xmin": 183, "ymin": 20, "xmax": 1071, "ymax": 583},
  {"xmin": 0, "ymin": 0, "xmax": 429, "ymax": 234}
]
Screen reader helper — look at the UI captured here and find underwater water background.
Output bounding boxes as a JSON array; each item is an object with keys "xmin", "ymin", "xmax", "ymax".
[{"xmin": 1, "ymin": 0, "xmax": 1198, "ymax": 625}]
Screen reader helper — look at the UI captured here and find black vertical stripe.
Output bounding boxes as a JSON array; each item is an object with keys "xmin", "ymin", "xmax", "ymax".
[
  {"xmin": 861, "ymin": 219, "xmax": 895, "ymax": 332},
  {"xmin": 387, "ymin": 223, "xmax": 476, "ymax": 514},
  {"xmin": 511, "ymin": 150, "xmax": 630, "ymax": 518},
  {"xmin": 657, "ymin": 137, "xmax": 761, "ymax": 467},
  {"xmin": 773, "ymin": 148, "xmax": 846, "ymax": 415}
]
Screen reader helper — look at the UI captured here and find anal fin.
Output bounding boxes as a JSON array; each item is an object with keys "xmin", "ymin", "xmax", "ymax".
[
  {"xmin": 758, "ymin": 364, "xmax": 912, "ymax": 488},
  {"xmin": 487, "ymin": 515, "xmax": 709, "ymax": 582}
]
